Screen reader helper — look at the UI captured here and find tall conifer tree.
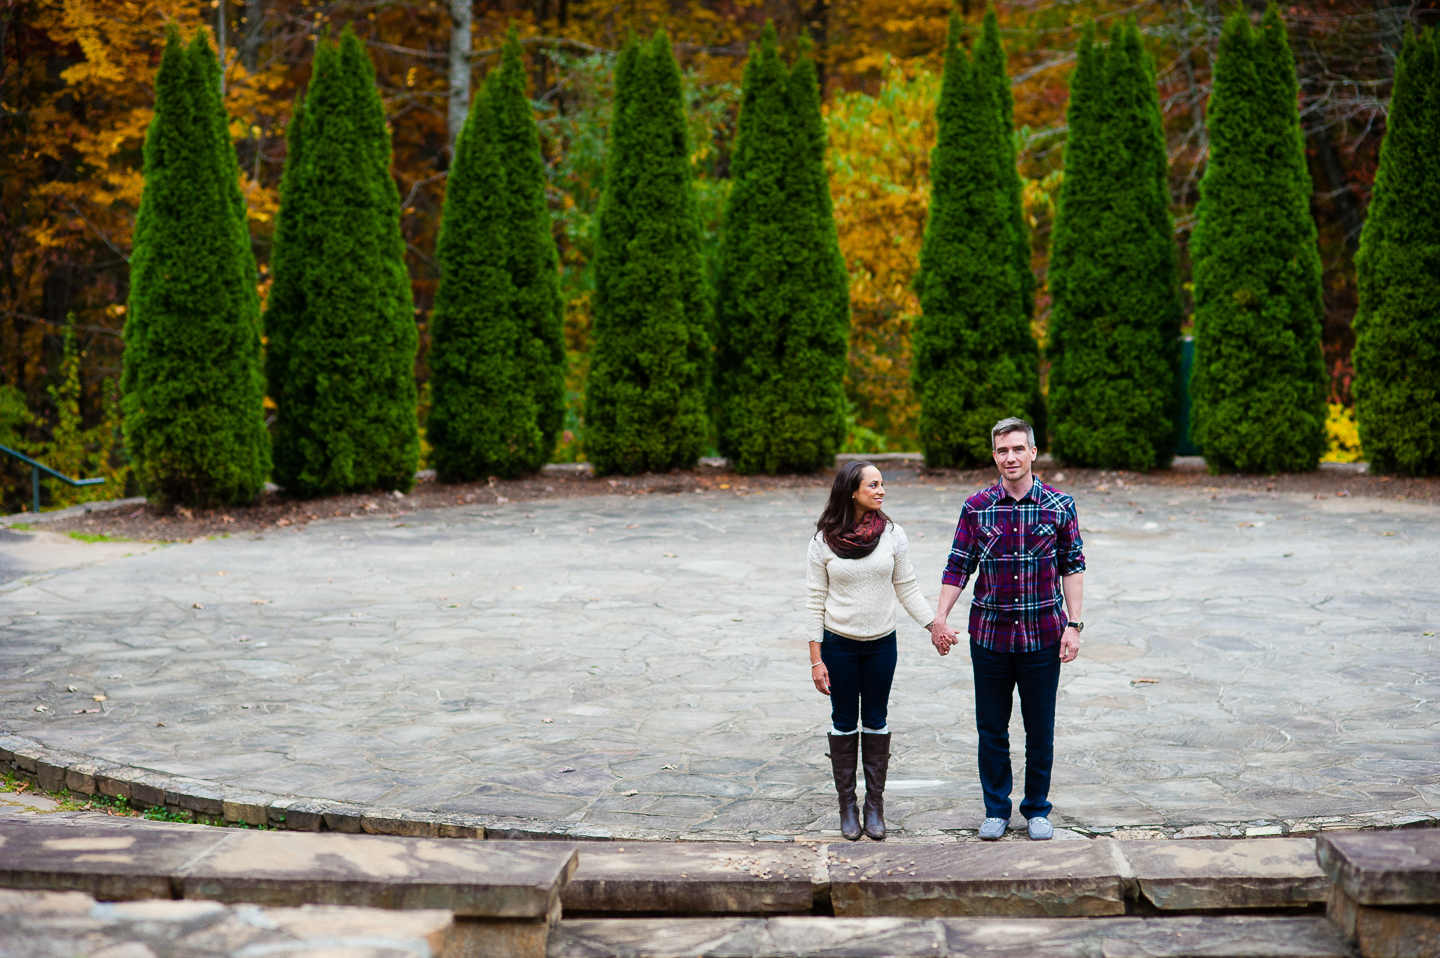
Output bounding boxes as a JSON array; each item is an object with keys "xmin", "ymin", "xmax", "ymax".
[
  {"xmin": 912, "ymin": 15, "xmax": 1040, "ymax": 467},
  {"xmin": 715, "ymin": 24, "xmax": 848, "ymax": 474},
  {"xmin": 491, "ymin": 28, "xmax": 566, "ymax": 461},
  {"xmin": 264, "ymin": 88, "xmax": 307, "ymax": 416},
  {"xmin": 427, "ymin": 75, "xmax": 534, "ymax": 480},
  {"xmin": 584, "ymin": 31, "xmax": 712, "ymax": 475},
  {"xmin": 974, "ymin": 6, "xmax": 1035, "ymax": 325},
  {"xmin": 123, "ymin": 27, "xmax": 269, "ymax": 507},
  {"xmin": 1353, "ymin": 29, "xmax": 1440, "ymax": 475},
  {"xmin": 1189, "ymin": 7, "xmax": 1326, "ymax": 473},
  {"xmin": 267, "ymin": 27, "xmax": 419, "ymax": 496},
  {"xmin": 1047, "ymin": 20, "xmax": 1183, "ymax": 470}
]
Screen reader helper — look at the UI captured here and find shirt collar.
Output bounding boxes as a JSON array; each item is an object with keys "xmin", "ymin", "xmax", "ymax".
[{"xmin": 993, "ymin": 477, "xmax": 1043, "ymax": 503}]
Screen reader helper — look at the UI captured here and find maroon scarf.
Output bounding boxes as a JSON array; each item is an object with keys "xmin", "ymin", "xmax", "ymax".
[{"xmin": 825, "ymin": 510, "xmax": 888, "ymax": 559}]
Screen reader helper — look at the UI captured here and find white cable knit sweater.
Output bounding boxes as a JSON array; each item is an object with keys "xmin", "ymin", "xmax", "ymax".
[{"xmin": 806, "ymin": 522, "xmax": 935, "ymax": 642}]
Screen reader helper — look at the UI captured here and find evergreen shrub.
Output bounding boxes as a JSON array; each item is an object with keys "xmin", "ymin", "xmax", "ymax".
[
  {"xmin": 911, "ymin": 14, "xmax": 1041, "ymax": 467},
  {"xmin": 122, "ymin": 27, "xmax": 270, "ymax": 507},
  {"xmin": 1046, "ymin": 20, "xmax": 1183, "ymax": 471},
  {"xmin": 1188, "ymin": 7, "xmax": 1327, "ymax": 473},
  {"xmin": 1352, "ymin": 29, "xmax": 1440, "ymax": 475},
  {"xmin": 715, "ymin": 24, "xmax": 849, "ymax": 474},
  {"xmin": 266, "ymin": 27, "xmax": 419, "ymax": 496},
  {"xmin": 428, "ymin": 73, "xmax": 533, "ymax": 480},
  {"xmin": 491, "ymin": 28, "xmax": 567, "ymax": 463},
  {"xmin": 583, "ymin": 31, "xmax": 712, "ymax": 475}
]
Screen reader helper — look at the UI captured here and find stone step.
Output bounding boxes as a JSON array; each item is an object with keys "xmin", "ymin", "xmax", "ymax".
[
  {"xmin": 0, "ymin": 886, "xmax": 458, "ymax": 958},
  {"xmin": 564, "ymin": 842, "xmax": 820, "ymax": 916},
  {"xmin": 0, "ymin": 815, "xmax": 575, "ymax": 916},
  {"xmin": 1317, "ymin": 828, "xmax": 1440, "ymax": 907},
  {"xmin": 828, "ymin": 840, "xmax": 1126, "ymax": 917},
  {"xmin": 549, "ymin": 915, "xmax": 1351, "ymax": 958},
  {"xmin": 563, "ymin": 838, "xmax": 1327, "ymax": 917},
  {"xmin": 1317, "ymin": 827, "xmax": 1440, "ymax": 958}
]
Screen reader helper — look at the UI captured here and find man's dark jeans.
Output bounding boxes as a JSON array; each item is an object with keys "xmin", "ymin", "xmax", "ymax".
[
  {"xmin": 821, "ymin": 630, "xmax": 897, "ymax": 733},
  {"xmin": 970, "ymin": 638, "xmax": 1061, "ymax": 820}
]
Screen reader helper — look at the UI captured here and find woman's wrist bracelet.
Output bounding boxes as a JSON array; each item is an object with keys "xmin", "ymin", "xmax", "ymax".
[{"xmin": 811, "ymin": 661, "xmax": 825, "ymax": 670}]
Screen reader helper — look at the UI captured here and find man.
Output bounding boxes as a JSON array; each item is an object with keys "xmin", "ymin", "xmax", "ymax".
[{"xmin": 931, "ymin": 417, "xmax": 1085, "ymax": 841}]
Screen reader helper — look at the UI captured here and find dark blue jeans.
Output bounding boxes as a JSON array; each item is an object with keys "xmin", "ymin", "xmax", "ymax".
[
  {"xmin": 820, "ymin": 630, "xmax": 897, "ymax": 733},
  {"xmin": 971, "ymin": 639, "xmax": 1061, "ymax": 820}
]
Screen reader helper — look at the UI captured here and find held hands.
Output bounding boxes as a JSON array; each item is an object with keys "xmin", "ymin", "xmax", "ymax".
[
  {"xmin": 929, "ymin": 620, "xmax": 958, "ymax": 656},
  {"xmin": 1060, "ymin": 626, "xmax": 1081, "ymax": 664}
]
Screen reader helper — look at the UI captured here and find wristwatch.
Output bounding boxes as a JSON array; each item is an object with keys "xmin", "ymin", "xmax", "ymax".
[{"xmin": 1067, "ymin": 621, "xmax": 1085, "ymax": 633}]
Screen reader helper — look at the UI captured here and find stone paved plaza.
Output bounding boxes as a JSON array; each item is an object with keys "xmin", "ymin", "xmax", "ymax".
[{"xmin": 1, "ymin": 476, "xmax": 1437, "ymax": 839}]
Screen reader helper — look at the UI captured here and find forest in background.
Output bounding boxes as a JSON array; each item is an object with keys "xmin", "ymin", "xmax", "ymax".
[{"xmin": 2, "ymin": 0, "xmax": 1436, "ymax": 506}]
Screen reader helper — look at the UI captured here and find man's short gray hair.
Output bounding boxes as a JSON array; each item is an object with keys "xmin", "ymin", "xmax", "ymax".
[{"xmin": 991, "ymin": 417, "xmax": 1035, "ymax": 449}]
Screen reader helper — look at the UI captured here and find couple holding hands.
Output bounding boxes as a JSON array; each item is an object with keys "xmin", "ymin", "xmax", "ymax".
[{"xmin": 806, "ymin": 417, "xmax": 1086, "ymax": 842}]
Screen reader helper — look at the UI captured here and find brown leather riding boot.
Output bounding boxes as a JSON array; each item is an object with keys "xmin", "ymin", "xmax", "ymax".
[
  {"xmin": 827, "ymin": 733, "xmax": 862, "ymax": 841},
  {"xmin": 861, "ymin": 731, "xmax": 891, "ymax": 841}
]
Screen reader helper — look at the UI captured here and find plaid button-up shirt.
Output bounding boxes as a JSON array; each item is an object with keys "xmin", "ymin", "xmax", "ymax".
[{"xmin": 942, "ymin": 479, "xmax": 1086, "ymax": 653}]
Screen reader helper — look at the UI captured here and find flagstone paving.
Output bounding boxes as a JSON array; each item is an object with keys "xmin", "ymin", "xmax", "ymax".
[{"xmin": 0, "ymin": 475, "xmax": 1437, "ymax": 839}]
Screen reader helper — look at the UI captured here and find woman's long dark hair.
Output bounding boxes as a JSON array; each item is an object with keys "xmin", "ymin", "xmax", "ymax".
[{"xmin": 816, "ymin": 460, "xmax": 890, "ymax": 539}]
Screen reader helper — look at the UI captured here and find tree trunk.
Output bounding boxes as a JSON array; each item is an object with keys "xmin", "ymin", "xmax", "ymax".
[
  {"xmin": 1309, "ymin": 119, "xmax": 1364, "ymax": 253},
  {"xmin": 239, "ymin": 0, "xmax": 266, "ymax": 73},
  {"xmin": 804, "ymin": 0, "xmax": 829, "ymax": 95},
  {"xmin": 448, "ymin": 0, "xmax": 473, "ymax": 164}
]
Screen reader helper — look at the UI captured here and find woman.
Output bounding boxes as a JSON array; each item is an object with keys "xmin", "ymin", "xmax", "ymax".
[{"xmin": 808, "ymin": 460, "xmax": 938, "ymax": 841}]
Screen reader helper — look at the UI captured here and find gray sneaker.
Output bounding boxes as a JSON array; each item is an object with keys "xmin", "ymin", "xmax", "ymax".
[
  {"xmin": 1027, "ymin": 816, "xmax": 1054, "ymax": 841},
  {"xmin": 978, "ymin": 817, "xmax": 1009, "ymax": 841}
]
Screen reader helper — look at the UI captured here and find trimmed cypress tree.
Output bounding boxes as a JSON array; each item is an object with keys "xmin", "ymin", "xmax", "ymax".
[
  {"xmin": 974, "ymin": 6, "xmax": 1035, "ymax": 325},
  {"xmin": 268, "ymin": 26, "xmax": 419, "ymax": 496},
  {"xmin": 584, "ymin": 30, "xmax": 712, "ymax": 475},
  {"xmin": 427, "ymin": 75, "xmax": 535, "ymax": 480},
  {"xmin": 1046, "ymin": 20, "xmax": 1183, "ymax": 471},
  {"xmin": 715, "ymin": 23, "xmax": 849, "ymax": 474},
  {"xmin": 912, "ymin": 14, "xmax": 1041, "ymax": 467},
  {"xmin": 264, "ymin": 87, "xmax": 307, "ymax": 416},
  {"xmin": 1189, "ymin": 7, "xmax": 1326, "ymax": 473},
  {"xmin": 1353, "ymin": 29, "xmax": 1440, "ymax": 475},
  {"xmin": 122, "ymin": 27, "xmax": 269, "ymax": 507},
  {"xmin": 491, "ymin": 28, "xmax": 566, "ymax": 463}
]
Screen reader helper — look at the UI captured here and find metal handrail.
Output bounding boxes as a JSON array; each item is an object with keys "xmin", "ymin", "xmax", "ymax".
[{"xmin": 0, "ymin": 444, "xmax": 106, "ymax": 516}]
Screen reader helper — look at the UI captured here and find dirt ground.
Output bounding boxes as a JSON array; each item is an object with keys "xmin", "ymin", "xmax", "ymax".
[{"xmin": 22, "ymin": 459, "xmax": 1439, "ymax": 543}]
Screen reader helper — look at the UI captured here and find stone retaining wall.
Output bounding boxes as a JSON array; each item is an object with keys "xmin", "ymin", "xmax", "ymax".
[{"xmin": 3, "ymin": 729, "xmax": 1436, "ymax": 844}]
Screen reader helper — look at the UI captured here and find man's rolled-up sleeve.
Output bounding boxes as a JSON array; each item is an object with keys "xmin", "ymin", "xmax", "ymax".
[
  {"xmin": 942, "ymin": 504, "xmax": 979, "ymax": 589},
  {"xmin": 1058, "ymin": 500, "xmax": 1086, "ymax": 576}
]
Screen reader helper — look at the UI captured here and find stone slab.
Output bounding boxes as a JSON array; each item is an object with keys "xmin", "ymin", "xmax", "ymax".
[
  {"xmin": 549, "ymin": 915, "xmax": 1351, "ymax": 958},
  {"xmin": 1121, "ymin": 838, "xmax": 1329, "ymax": 911},
  {"xmin": 0, "ymin": 817, "xmax": 226, "ymax": 900},
  {"xmin": 827, "ymin": 841, "xmax": 1125, "ymax": 917},
  {"xmin": 1317, "ymin": 828, "xmax": 1440, "ymax": 905},
  {"xmin": 0, "ymin": 886, "xmax": 456, "ymax": 958},
  {"xmin": 563, "ymin": 842, "xmax": 821, "ymax": 915},
  {"xmin": 0, "ymin": 817, "xmax": 577, "ymax": 917},
  {"xmin": 1327, "ymin": 884, "xmax": 1440, "ymax": 958}
]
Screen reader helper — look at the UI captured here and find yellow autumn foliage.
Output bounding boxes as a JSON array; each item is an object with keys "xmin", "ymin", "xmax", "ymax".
[
  {"xmin": 1323, "ymin": 402, "xmax": 1363, "ymax": 463},
  {"xmin": 827, "ymin": 59, "xmax": 939, "ymax": 448}
]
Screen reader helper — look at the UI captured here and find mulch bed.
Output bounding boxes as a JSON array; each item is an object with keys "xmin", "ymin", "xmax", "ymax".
[{"xmin": 27, "ymin": 460, "xmax": 1439, "ymax": 543}]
